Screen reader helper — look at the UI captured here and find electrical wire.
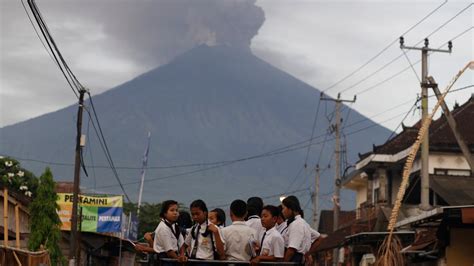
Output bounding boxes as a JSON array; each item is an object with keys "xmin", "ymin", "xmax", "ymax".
[
  {"xmin": 321, "ymin": 0, "xmax": 448, "ymax": 93},
  {"xmin": 85, "ymin": 94, "xmax": 132, "ymax": 202},
  {"xmin": 338, "ymin": 4, "xmax": 472, "ymax": 95}
]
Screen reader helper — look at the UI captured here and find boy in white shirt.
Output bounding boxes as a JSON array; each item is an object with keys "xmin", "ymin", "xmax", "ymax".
[
  {"xmin": 246, "ymin": 197, "xmax": 265, "ymax": 237},
  {"xmin": 251, "ymin": 205, "xmax": 285, "ymax": 265},
  {"xmin": 221, "ymin": 200, "xmax": 257, "ymax": 261}
]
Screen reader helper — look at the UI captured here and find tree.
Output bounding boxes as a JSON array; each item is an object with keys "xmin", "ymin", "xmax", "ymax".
[
  {"xmin": 28, "ymin": 167, "xmax": 65, "ymax": 265},
  {"xmin": 0, "ymin": 157, "xmax": 38, "ymax": 198}
]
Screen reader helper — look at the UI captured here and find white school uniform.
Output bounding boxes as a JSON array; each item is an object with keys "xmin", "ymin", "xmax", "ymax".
[
  {"xmin": 281, "ymin": 215, "xmax": 312, "ymax": 254},
  {"xmin": 309, "ymin": 226, "xmax": 321, "ymax": 243},
  {"xmin": 276, "ymin": 220, "xmax": 288, "ymax": 235},
  {"xmin": 258, "ymin": 226, "xmax": 285, "ymax": 258},
  {"xmin": 245, "ymin": 215, "xmax": 265, "ymax": 238},
  {"xmin": 153, "ymin": 219, "xmax": 184, "ymax": 254},
  {"xmin": 184, "ymin": 221, "xmax": 224, "ymax": 260},
  {"xmin": 221, "ymin": 221, "xmax": 256, "ymax": 261}
]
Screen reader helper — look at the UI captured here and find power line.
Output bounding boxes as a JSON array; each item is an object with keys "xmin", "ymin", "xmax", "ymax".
[
  {"xmin": 95, "ymin": 109, "xmax": 414, "ymax": 189},
  {"xmin": 84, "ymin": 93, "xmax": 132, "ymax": 202},
  {"xmin": 351, "ymin": 25, "xmax": 472, "ymax": 97},
  {"xmin": 385, "ymin": 99, "xmax": 420, "ymax": 142},
  {"xmin": 321, "ymin": 0, "xmax": 448, "ymax": 93},
  {"xmin": 26, "ymin": 0, "xmax": 81, "ymax": 98},
  {"xmin": 7, "ymin": 83, "xmax": 471, "ymax": 173},
  {"xmin": 304, "ymin": 96, "xmax": 322, "ymax": 168},
  {"xmin": 338, "ymin": 4, "xmax": 472, "ymax": 95}
]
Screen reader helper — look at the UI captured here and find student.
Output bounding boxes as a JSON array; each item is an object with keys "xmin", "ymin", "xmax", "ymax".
[
  {"xmin": 246, "ymin": 197, "xmax": 265, "ymax": 237},
  {"xmin": 221, "ymin": 199, "xmax": 257, "ymax": 261},
  {"xmin": 179, "ymin": 200, "xmax": 225, "ymax": 262},
  {"xmin": 209, "ymin": 208, "xmax": 226, "ymax": 228},
  {"xmin": 177, "ymin": 211, "xmax": 193, "ymax": 238},
  {"xmin": 153, "ymin": 200, "xmax": 184, "ymax": 263},
  {"xmin": 250, "ymin": 205, "xmax": 284, "ymax": 265},
  {"xmin": 275, "ymin": 205, "xmax": 288, "ymax": 235},
  {"xmin": 281, "ymin": 196, "xmax": 312, "ymax": 264},
  {"xmin": 283, "ymin": 197, "xmax": 321, "ymax": 263}
]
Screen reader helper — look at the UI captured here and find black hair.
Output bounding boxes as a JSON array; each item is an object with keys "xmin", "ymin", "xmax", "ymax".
[
  {"xmin": 230, "ymin": 199, "xmax": 247, "ymax": 218},
  {"xmin": 262, "ymin": 205, "xmax": 279, "ymax": 217},
  {"xmin": 247, "ymin": 197, "xmax": 264, "ymax": 217},
  {"xmin": 211, "ymin": 208, "xmax": 226, "ymax": 226},
  {"xmin": 190, "ymin": 199, "xmax": 208, "ymax": 213},
  {"xmin": 282, "ymin": 195, "xmax": 302, "ymax": 225},
  {"xmin": 278, "ymin": 205, "xmax": 285, "ymax": 219},
  {"xmin": 160, "ymin": 200, "xmax": 178, "ymax": 219},
  {"xmin": 177, "ymin": 211, "xmax": 192, "ymax": 229},
  {"xmin": 190, "ymin": 199, "xmax": 212, "ymax": 238}
]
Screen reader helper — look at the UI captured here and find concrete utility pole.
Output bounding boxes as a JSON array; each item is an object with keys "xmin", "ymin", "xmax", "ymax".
[
  {"xmin": 312, "ymin": 165, "xmax": 320, "ymax": 229},
  {"xmin": 69, "ymin": 88, "xmax": 87, "ymax": 266},
  {"xmin": 400, "ymin": 37, "xmax": 452, "ymax": 210},
  {"xmin": 321, "ymin": 93, "xmax": 356, "ymax": 266}
]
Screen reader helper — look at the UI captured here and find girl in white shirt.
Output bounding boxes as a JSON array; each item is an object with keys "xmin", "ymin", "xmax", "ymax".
[
  {"xmin": 179, "ymin": 200, "xmax": 225, "ymax": 261},
  {"xmin": 208, "ymin": 208, "xmax": 226, "ymax": 228},
  {"xmin": 153, "ymin": 200, "xmax": 184, "ymax": 263},
  {"xmin": 281, "ymin": 196, "xmax": 311, "ymax": 264}
]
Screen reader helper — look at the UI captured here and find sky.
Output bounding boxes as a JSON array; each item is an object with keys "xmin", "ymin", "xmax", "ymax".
[{"xmin": 0, "ymin": 0, "xmax": 472, "ymax": 131}]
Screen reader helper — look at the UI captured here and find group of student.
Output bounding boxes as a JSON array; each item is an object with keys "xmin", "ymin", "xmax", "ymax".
[{"xmin": 135, "ymin": 195, "xmax": 321, "ymax": 265}]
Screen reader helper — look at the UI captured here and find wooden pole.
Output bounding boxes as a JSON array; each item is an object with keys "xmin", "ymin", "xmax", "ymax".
[
  {"xmin": 3, "ymin": 187, "xmax": 8, "ymax": 247},
  {"xmin": 15, "ymin": 204, "xmax": 20, "ymax": 248}
]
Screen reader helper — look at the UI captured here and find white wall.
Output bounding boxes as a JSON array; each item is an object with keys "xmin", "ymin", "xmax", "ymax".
[
  {"xmin": 356, "ymin": 186, "xmax": 367, "ymax": 208},
  {"xmin": 428, "ymin": 153, "xmax": 470, "ymax": 174}
]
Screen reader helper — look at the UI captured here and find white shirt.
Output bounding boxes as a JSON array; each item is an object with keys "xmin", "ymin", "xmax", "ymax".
[
  {"xmin": 184, "ymin": 222, "xmax": 224, "ymax": 260},
  {"xmin": 245, "ymin": 215, "xmax": 265, "ymax": 238},
  {"xmin": 309, "ymin": 226, "xmax": 321, "ymax": 243},
  {"xmin": 276, "ymin": 220, "xmax": 288, "ymax": 235},
  {"xmin": 153, "ymin": 219, "xmax": 184, "ymax": 253},
  {"xmin": 221, "ymin": 221, "xmax": 256, "ymax": 261},
  {"xmin": 282, "ymin": 215, "xmax": 312, "ymax": 254},
  {"xmin": 258, "ymin": 226, "xmax": 285, "ymax": 258}
]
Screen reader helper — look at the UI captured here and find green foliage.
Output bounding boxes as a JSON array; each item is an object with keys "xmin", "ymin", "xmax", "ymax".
[
  {"xmin": 0, "ymin": 157, "xmax": 38, "ymax": 198},
  {"xmin": 28, "ymin": 168, "xmax": 65, "ymax": 266},
  {"xmin": 136, "ymin": 202, "xmax": 163, "ymax": 237}
]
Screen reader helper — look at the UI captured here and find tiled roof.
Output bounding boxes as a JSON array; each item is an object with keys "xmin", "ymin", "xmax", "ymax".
[{"xmin": 359, "ymin": 95, "xmax": 474, "ymax": 158}]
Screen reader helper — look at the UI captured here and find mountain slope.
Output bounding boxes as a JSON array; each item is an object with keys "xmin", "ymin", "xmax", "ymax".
[{"xmin": 0, "ymin": 45, "xmax": 391, "ymax": 211}]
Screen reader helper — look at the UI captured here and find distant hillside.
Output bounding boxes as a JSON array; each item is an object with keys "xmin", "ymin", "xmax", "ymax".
[{"xmin": 0, "ymin": 45, "xmax": 391, "ymax": 213}]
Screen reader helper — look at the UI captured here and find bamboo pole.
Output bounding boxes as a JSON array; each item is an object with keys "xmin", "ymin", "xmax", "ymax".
[
  {"xmin": 3, "ymin": 187, "xmax": 8, "ymax": 247},
  {"xmin": 13, "ymin": 250, "xmax": 23, "ymax": 266},
  {"xmin": 15, "ymin": 204, "xmax": 20, "ymax": 248},
  {"xmin": 376, "ymin": 61, "xmax": 473, "ymax": 266}
]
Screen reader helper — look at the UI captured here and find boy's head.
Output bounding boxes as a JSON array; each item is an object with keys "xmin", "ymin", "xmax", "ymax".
[
  {"xmin": 230, "ymin": 199, "xmax": 247, "ymax": 221},
  {"xmin": 261, "ymin": 205, "xmax": 279, "ymax": 230},
  {"xmin": 247, "ymin": 197, "xmax": 264, "ymax": 218}
]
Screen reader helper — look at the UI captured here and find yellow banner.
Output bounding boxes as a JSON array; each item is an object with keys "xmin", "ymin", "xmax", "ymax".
[{"xmin": 57, "ymin": 193, "xmax": 123, "ymax": 207}]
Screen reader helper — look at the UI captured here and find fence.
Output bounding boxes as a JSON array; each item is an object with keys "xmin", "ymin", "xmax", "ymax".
[
  {"xmin": 136, "ymin": 257, "xmax": 301, "ymax": 266},
  {"xmin": 0, "ymin": 245, "xmax": 50, "ymax": 266}
]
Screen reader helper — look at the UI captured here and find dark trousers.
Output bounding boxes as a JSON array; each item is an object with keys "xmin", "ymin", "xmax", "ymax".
[{"xmin": 290, "ymin": 252, "xmax": 304, "ymax": 265}]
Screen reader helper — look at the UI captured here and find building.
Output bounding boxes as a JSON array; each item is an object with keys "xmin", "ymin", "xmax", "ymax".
[{"xmin": 315, "ymin": 96, "xmax": 474, "ymax": 265}]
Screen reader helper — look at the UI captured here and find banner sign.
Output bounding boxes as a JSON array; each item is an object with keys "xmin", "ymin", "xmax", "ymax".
[{"xmin": 57, "ymin": 193, "xmax": 123, "ymax": 233}]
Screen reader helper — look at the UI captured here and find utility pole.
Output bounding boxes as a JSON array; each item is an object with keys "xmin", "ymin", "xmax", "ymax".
[
  {"xmin": 69, "ymin": 88, "xmax": 87, "ymax": 266},
  {"xmin": 400, "ymin": 37, "xmax": 452, "ymax": 210},
  {"xmin": 321, "ymin": 93, "xmax": 356, "ymax": 266},
  {"xmin": 312, "ymin": 165, "xmax": 320, "ymax": 229}
]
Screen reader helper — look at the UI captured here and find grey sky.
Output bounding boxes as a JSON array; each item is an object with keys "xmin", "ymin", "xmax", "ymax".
[{"xmin": 0, "ymin": 0, "xmax": 472, "ymax": 130}]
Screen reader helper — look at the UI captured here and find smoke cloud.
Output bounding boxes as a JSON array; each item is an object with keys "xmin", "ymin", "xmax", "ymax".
[{"xmin": 40, "ymin": 0, "xmax": 265, "ymax": 66}]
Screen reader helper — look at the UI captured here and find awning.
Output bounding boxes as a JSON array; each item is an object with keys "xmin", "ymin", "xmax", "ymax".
[{"xmin": 430, "ymin": 175, "xmax": 474, "ymax": 205}]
